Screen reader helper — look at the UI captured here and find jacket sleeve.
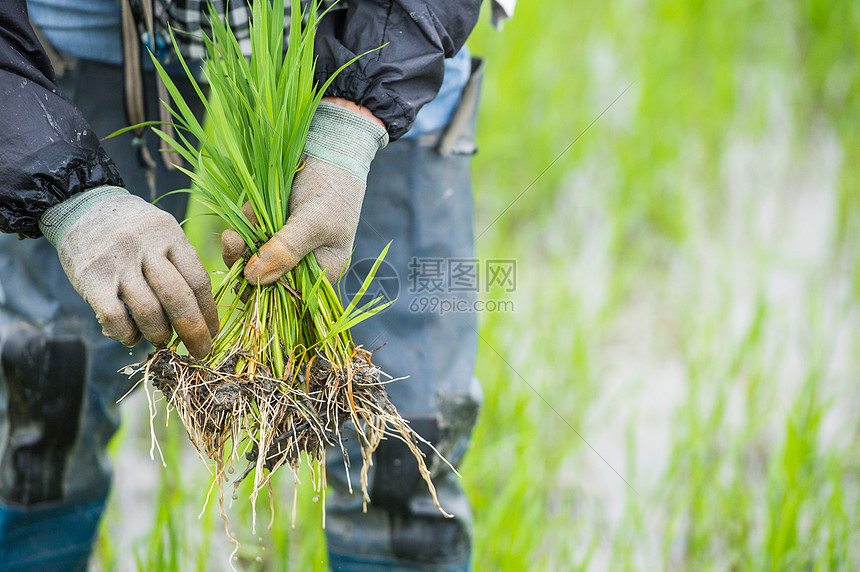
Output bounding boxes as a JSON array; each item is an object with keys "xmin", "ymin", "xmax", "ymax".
[
  {"xmin": 314, "ymin": 0, "xmax": 482, "ymax": 141},
  {"xmin": 0, "ymin": 0, "xmax": 123, "ymax": 238}
]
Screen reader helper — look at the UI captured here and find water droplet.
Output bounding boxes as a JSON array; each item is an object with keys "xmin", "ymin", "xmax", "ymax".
[
  {"xmin": 231, "ymin": 493, "xmax": 238, "ymax": 500},
  {"xmin": 312, "ymin": 495, "xmax": 320, "ymax": 503}
]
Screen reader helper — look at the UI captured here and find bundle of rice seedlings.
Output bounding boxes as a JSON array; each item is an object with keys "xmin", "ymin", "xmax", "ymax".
[{"xmin": 121, "ymin": 0, "xmax": 452, "ymax": 533}]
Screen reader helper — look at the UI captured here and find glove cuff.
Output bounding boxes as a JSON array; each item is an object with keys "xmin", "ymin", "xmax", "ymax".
[
  {"xmin": 304, "ymin": 102, "xmax": 389, "ymax": 184},
  {"xmin": 39, "ymin": 186, "xmax": 130, "ymax": 247}
]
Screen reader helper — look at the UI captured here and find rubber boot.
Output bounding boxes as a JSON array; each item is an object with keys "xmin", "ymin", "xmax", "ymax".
[
  {"xmin": 327, "ymin": 418, "xmax": 473, "ymax": 572},
  {"xmin": 0, "ymin": 324, "xmax": 86, "ymax": 504},
  {"xmin": 0, "ymin": 324, "xmax": 103, "ymax": 572}
]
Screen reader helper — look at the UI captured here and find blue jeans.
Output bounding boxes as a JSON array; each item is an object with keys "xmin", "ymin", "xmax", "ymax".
[
  {"xmin": 0, "ymin": 54, "xmax": 482, "ymax": 571},
  {"xmin": 327, "ymin": 72, "xmax": 483, "ymax": 569}
]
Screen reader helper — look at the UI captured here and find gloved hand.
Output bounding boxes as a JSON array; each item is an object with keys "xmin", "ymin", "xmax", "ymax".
[
  {"xmin": 39, "ymin": 186, "xmax": 219, "ymax": 358},
  {"xmin": 221, "ymin": 100, "xmax": 389, "ymax": 285}
]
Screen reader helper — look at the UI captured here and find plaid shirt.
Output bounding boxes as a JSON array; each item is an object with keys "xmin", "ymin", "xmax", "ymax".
[
  {"xmin": 127, "ymin": 0, "xmax": 257, "ymax": 62},
  {"xmin": 128, "ymin": 1, "xmax": 348, "ymax": 61}
]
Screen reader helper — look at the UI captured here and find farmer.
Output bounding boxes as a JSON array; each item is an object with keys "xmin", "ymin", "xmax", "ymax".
[{"xmin": 0, "ymin": 0, "xmax": 513, "ymax": 569}]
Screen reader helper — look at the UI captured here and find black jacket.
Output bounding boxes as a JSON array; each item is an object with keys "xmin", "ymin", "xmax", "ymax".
[{"xmin": 0, "ymin": 0, "xmax": 480, "ymax": 238}]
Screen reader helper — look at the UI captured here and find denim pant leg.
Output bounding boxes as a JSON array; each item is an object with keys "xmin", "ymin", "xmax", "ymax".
[
  {"xmin": 0, "ymin": 58, "xmax": 197, "ymax": 572},
  {"xmin": 325, "ymin": 134, "xmax": 482, "ymax": 571}
]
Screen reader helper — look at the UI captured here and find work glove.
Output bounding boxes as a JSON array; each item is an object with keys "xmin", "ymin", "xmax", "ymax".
[
  {"xmin": 221, "ymin": 101, "xmax": 389, "ymax": 285},
  {"xmin": 39, "ymin": 186, "xmax": 219, "ymax": 358}
]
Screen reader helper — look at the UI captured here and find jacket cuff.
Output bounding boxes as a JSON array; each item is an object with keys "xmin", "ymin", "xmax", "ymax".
[
  {"xmin": 304, "ymin": 102, "xmax": 389, "ymax": 184},
  {"xmin": 39, "ymin": 186, "xmax": 129, "ymax": 246}
]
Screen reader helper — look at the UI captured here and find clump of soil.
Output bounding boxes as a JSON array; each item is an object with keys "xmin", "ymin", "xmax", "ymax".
[{"xmin": 136, "ymin": 346, "xmax": 450, "ymax": 531}]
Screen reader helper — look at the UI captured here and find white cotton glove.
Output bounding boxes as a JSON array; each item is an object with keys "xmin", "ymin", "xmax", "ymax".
[
  {"xmin": 39, "ymin": 186, "xmax": 219, "ymax": 358},
  {"xmin": 221, "ymin": 101, "xmax": 389, "ymax": 285}
]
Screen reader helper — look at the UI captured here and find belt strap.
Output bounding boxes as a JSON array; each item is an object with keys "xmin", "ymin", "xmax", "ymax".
[
  {"xmin": 121, "ymin": 0, "xmax": 183, "ymax": 200},
  {"xmin": 436, "ymin": 57, "xmax": 485, "ymax": 156}
]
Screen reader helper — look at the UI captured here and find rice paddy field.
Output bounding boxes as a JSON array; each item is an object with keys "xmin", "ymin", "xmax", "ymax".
[{"xmin": 94, "ymin": 0, "xmax": 860, "ymax": 570}]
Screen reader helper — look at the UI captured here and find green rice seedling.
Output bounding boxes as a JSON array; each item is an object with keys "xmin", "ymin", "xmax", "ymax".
[{"xmin": 119, "ymin": 0, "xmax": 449, "ymax": 539}]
